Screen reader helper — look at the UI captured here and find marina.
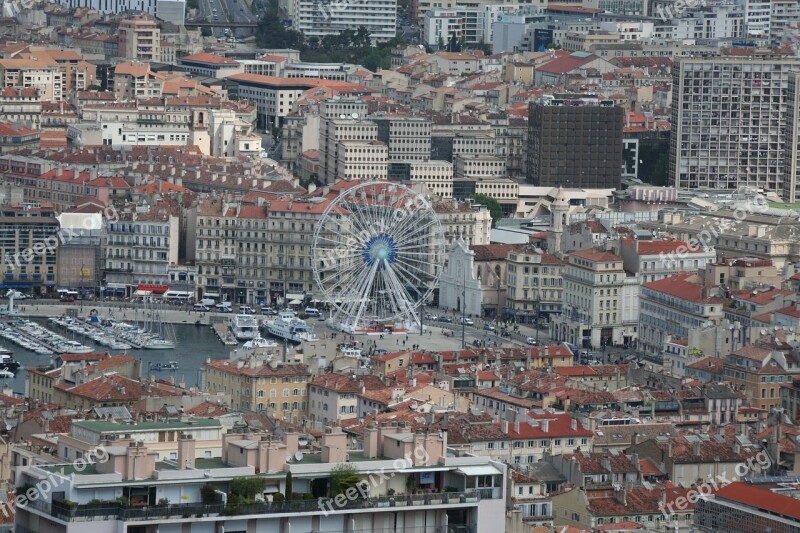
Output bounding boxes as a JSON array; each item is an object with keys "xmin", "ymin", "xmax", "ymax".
[{"xmin": 0, "ymin": 318, "xmax": 101, "ymax": 355}]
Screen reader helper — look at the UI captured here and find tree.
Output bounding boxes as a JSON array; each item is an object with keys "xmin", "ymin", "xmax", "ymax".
[
  {"xmin": 230, "ymin": 477, "xmax": 267, "ymax": 500},
  {"xmin": 354, "ymin": 26, "xmax": 371, "ymax": 49},
  {"xmin": 99, "ymin": 68, "xmax": 108, "ymax": 91},
  {"xmin": 448, "ymin": 31, "xmax": 460, "ymax": 52},
  {"xmin": 86, "ymin": 84, "xmax": 102, "ymax": 91},
  {"xmin": 437, "ymin": 35, "xmax": 445, "ymax": 50},
  {"xmin": 471, "ymin": 194, "xmax": 503, "ymax": 227},
  {"xmin": 284, "ymin": 471, "xmax": 293, "ymax": 501},
  {"xmin": 329, "ymin": 463, "xmax": 362, "ymax": 497}
]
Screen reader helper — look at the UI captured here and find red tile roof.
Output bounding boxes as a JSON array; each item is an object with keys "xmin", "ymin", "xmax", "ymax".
[
  {"xmin": 642, "ymin": 273, "xmax": 724, "ymax": 303},
  {"xmin": 715, "ymin": 482, "xmax": 800, "ymax": 521},
  {"xmin": 181, "ymin": 52, "xmax": 240, "ymax": 65},
  {"xmin": 570, "ymin": 249, "xmax": 622, "ymax": 263}
]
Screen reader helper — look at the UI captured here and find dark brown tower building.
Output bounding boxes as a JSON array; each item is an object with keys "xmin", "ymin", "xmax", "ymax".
[{"xmin": 526, "ymin": 95, "xmax": 624, "ymax": 189}]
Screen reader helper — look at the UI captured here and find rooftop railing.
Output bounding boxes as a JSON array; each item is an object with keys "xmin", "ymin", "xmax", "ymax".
[{"xmin": 45, "ymin": 491, "xmax": 484, "ymax": 522}]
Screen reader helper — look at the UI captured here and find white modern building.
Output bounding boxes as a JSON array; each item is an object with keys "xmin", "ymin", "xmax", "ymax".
[
  {"xmin": 295, "ymin": 0, "xmax": 398, "ymax": 42},
  {"xmin": 59, "ymin": 0, "xmax": 185, "ymax": 24}
]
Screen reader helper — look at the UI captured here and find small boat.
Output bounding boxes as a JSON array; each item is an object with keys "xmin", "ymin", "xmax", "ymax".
[
  {"xmin": 149, "ymin": 361, "xmax": 179, "ymax": 371},
  {"xmin": 0, "ymin": 352, "xmax": 19, "ymax": 370},
  {"xmin": 0, "ymin": 369, "xmax": 14, "ymax": 379},
  {"xmin": 265, "ymin": 311, "xmax": 318, "ymax": 343},
  {"xmin": 230, "ymin": 314, "xmax": 259, "ymax": 340},
  {"xmin": 143, "ymin": 338, "xmax": 176, "ymax": 350}
]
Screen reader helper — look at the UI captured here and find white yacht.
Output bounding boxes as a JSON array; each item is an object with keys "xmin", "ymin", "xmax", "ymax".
[
  {"xmin": 231, "ymin": 314, "xmax": 259, "ymax": 340},
  {"xmin": 265, "ymin": 311, "xmax": 318, "ymax": 343}
]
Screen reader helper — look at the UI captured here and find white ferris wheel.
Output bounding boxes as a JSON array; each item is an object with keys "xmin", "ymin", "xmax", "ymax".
[{"xmin": 311, "ymin": 181, "xmax": 445, "ymax": 334}]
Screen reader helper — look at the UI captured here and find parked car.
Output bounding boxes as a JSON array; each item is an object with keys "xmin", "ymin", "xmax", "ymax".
[
  {"xmin": 60, "ymin": 296, "xmax": 75, "ymax": 303},
  {"xmin": 193, "ymin": 304, "xmax": 210, "ymax": 312},
  {"xmin": 526, "ymin": 337, "xmax": 539, "ymax": 346},
  {"xmin": 483, "ymin": 323, "xmax": 496, "ymax": 331},
  {"xmin": 261, "ymin": 307, "xmax": 277, "ymax": 315},
  {"xmin": 239, "ymin": 305, "xmax": 255, "ymax": 314},
  {"xmin": 460, "ymin": 317, "xmax": 474, "ymax": 326},
  {"xmin": 424, "ymin": 313, "xmax": 438, "ymax": 321},
  {"xmin": 438, "ymin": 316, "xmax": 453, "ymax": 323}
]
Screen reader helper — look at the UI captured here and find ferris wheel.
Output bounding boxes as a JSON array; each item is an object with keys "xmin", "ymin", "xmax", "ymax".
[{"xmin": 311, "ymin": 181, "xmax": 445, "ymax": 334}]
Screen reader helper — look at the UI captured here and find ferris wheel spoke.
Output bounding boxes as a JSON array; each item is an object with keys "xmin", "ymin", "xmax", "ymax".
[
  {"xmin": 391, "ymin": 215, "xmax": 437, "ymax": 249},
  {"xmin": 384, "ymin": 265, "xmax": 418, "ymax": 316},
  {"xmin": 391, "ymin": 254, "xmax": 436, "ymax": 282},
  {"xmin": 393, "ymin": 217, "xmax": 440, "ymax": 247}
]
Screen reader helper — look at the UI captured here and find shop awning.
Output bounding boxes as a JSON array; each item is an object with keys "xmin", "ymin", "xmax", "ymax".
[
  {"xmin": 105, "ymin": 283, "xmax": 127, "ymax": 289},
  {"xmin": 455, "ymin": 465, "xmax": 502, "ymax": 477},
  {"xmin": 137, "ymin": 284, "xmax": 168, "ymax": 294},
  {"xmin": 204, "ymin": 292, "xmax": 219, "ymax": 298},
  {"xmin": 286, "ymin": 293, "xmax": 304, "ymax": 301},
  {"xmin": 133, "ymin": 290, "xmax": 152, "ymax": 297}
]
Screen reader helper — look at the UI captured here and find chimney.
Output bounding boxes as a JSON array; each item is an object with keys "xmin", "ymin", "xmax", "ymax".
[
  {"xmin": 541, "ymin": 419, "xmax": 549, "ymax": 433},
  {"xmin": 364, "ymin": 423, "xmax": 379, "ymax": 458},
  {"xmin": 177, "ymin": 433, "xmax": 196, "ymax": 470},
  {"xmin": 514, "ymin": 420, "xmax": 520, "ymax": 434},
  {"xmin": 283, "ymin": 428, "xmax": 299, "ymax": 456},
  {"xmin": 692, "ymin": 440, "xmax": 701, "ymax": 457},
  {"xmin": 501, "ymin": 420, "xmax": 509, "ymax": 434}
]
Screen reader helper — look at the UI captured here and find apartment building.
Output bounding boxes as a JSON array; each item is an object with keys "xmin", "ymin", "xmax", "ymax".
[
  {"xmin": 0, "ymin": 87, "xmax": 41, "ymax": 126},
  {"xmin": 0, "ymin": 205, "xmax": 59, "ymax": 295},
  {"xmin": 552, "ymin": 250, "xmax": 627, "ymax": 350},
  {"xmin": 527, "ymin": 95, "xmax": 623, "ymax": 189},
  {"xmin": 373, "ymin": 115, "xmax": 432, "ymax": 162},
  {"xmin": 112, "ymin": 61, "xmax": 163, "ymax": 100},
  {"xmin": 723, "ymin": 344, "xmax": 797, "ymax": 410},
  {"xmin": 319, "ymin": 118, "xmax": 378, "ymax": 183},
  {"xmin": 0, "ymin": 57, "xmax": 63, "ymax": 102},
  {"xmin": 118, "ymin": 16, "xmax": 161, "ymax": 63},
  {"xmin": 104, "ymin": 201, "xmax": 180, "ymax": 292},
  {"xmin": 194, "ymin": 195, "xmax": 334, "ymax": 305},
  {"xmin": 15, "ymin": 422, "xmax": 504, "ymax": 533},
  {"xmin": 178, "ymin": 53, "xmax": 244, "ymax": 79},
  {"xmin": 308, "ymin": 373, "xmax": 387, "ymax": 427},
  {"xmin": 409, "ymin": 160, "xmax": 454, "ymax": 198},
  {"xmin": 295, "ymin": 0, "xmax": 397, "ymax": 41},
  {"xmin": 446, "ymin": 409, "xmax": 593, "ymax": 465},
  {"xmin": 669, "ymin": 53, "xmax": 800, "ymax": 201},
  {"xmin": 638, "ymin": 273, "xmax": 726, "ymax": 359},
  {"xmin": 334, "ymin": 140, "xmax": 389, "ymax": 180},
  {"xmin": 432, "ymin": 199, "xmax": 492, "ymax": 246},
  {"xmin": 505, "ymin": 247, "xmax": 564, "ymax": 323},
  {"xmin": 619, "ymin": 235, "xmax": 716, "ymax": 284},
  {"xmin": 204, "ymin": 358, "xmax": 311, "ymax": 422}
]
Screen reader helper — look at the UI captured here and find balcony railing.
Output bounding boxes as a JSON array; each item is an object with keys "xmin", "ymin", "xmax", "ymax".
[{"xmin": 46, "ymin": 492, "xmax": 483, "ymax": 522}]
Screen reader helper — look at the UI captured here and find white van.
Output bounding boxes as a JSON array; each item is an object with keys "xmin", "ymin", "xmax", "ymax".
[
  {"xmin": 200, "ymin": 298, "xmax": 216, "ymax": 307},
  {"xmin": 304, "ymin": 307, "xmax": 321, "ymax": 317},
  {"xmin": 215, "ymin": 301, "xmax": 232, "ymax": 312}
]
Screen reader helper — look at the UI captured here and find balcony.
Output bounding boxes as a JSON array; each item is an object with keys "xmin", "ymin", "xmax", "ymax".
[{"xmin": 41, "ymin": 492, "xmax": 483, "ymax": 523}]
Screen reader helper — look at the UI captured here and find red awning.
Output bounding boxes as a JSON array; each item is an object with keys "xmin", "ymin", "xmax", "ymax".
[{"xmin": 137, "ymin": 284, "xmax": 169, "ymax": 294}]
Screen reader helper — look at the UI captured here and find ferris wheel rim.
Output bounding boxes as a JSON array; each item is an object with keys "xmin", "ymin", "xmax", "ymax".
[{"xmin": 311, "ymin": 181, "xmax": 445, "ymax": 326}]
